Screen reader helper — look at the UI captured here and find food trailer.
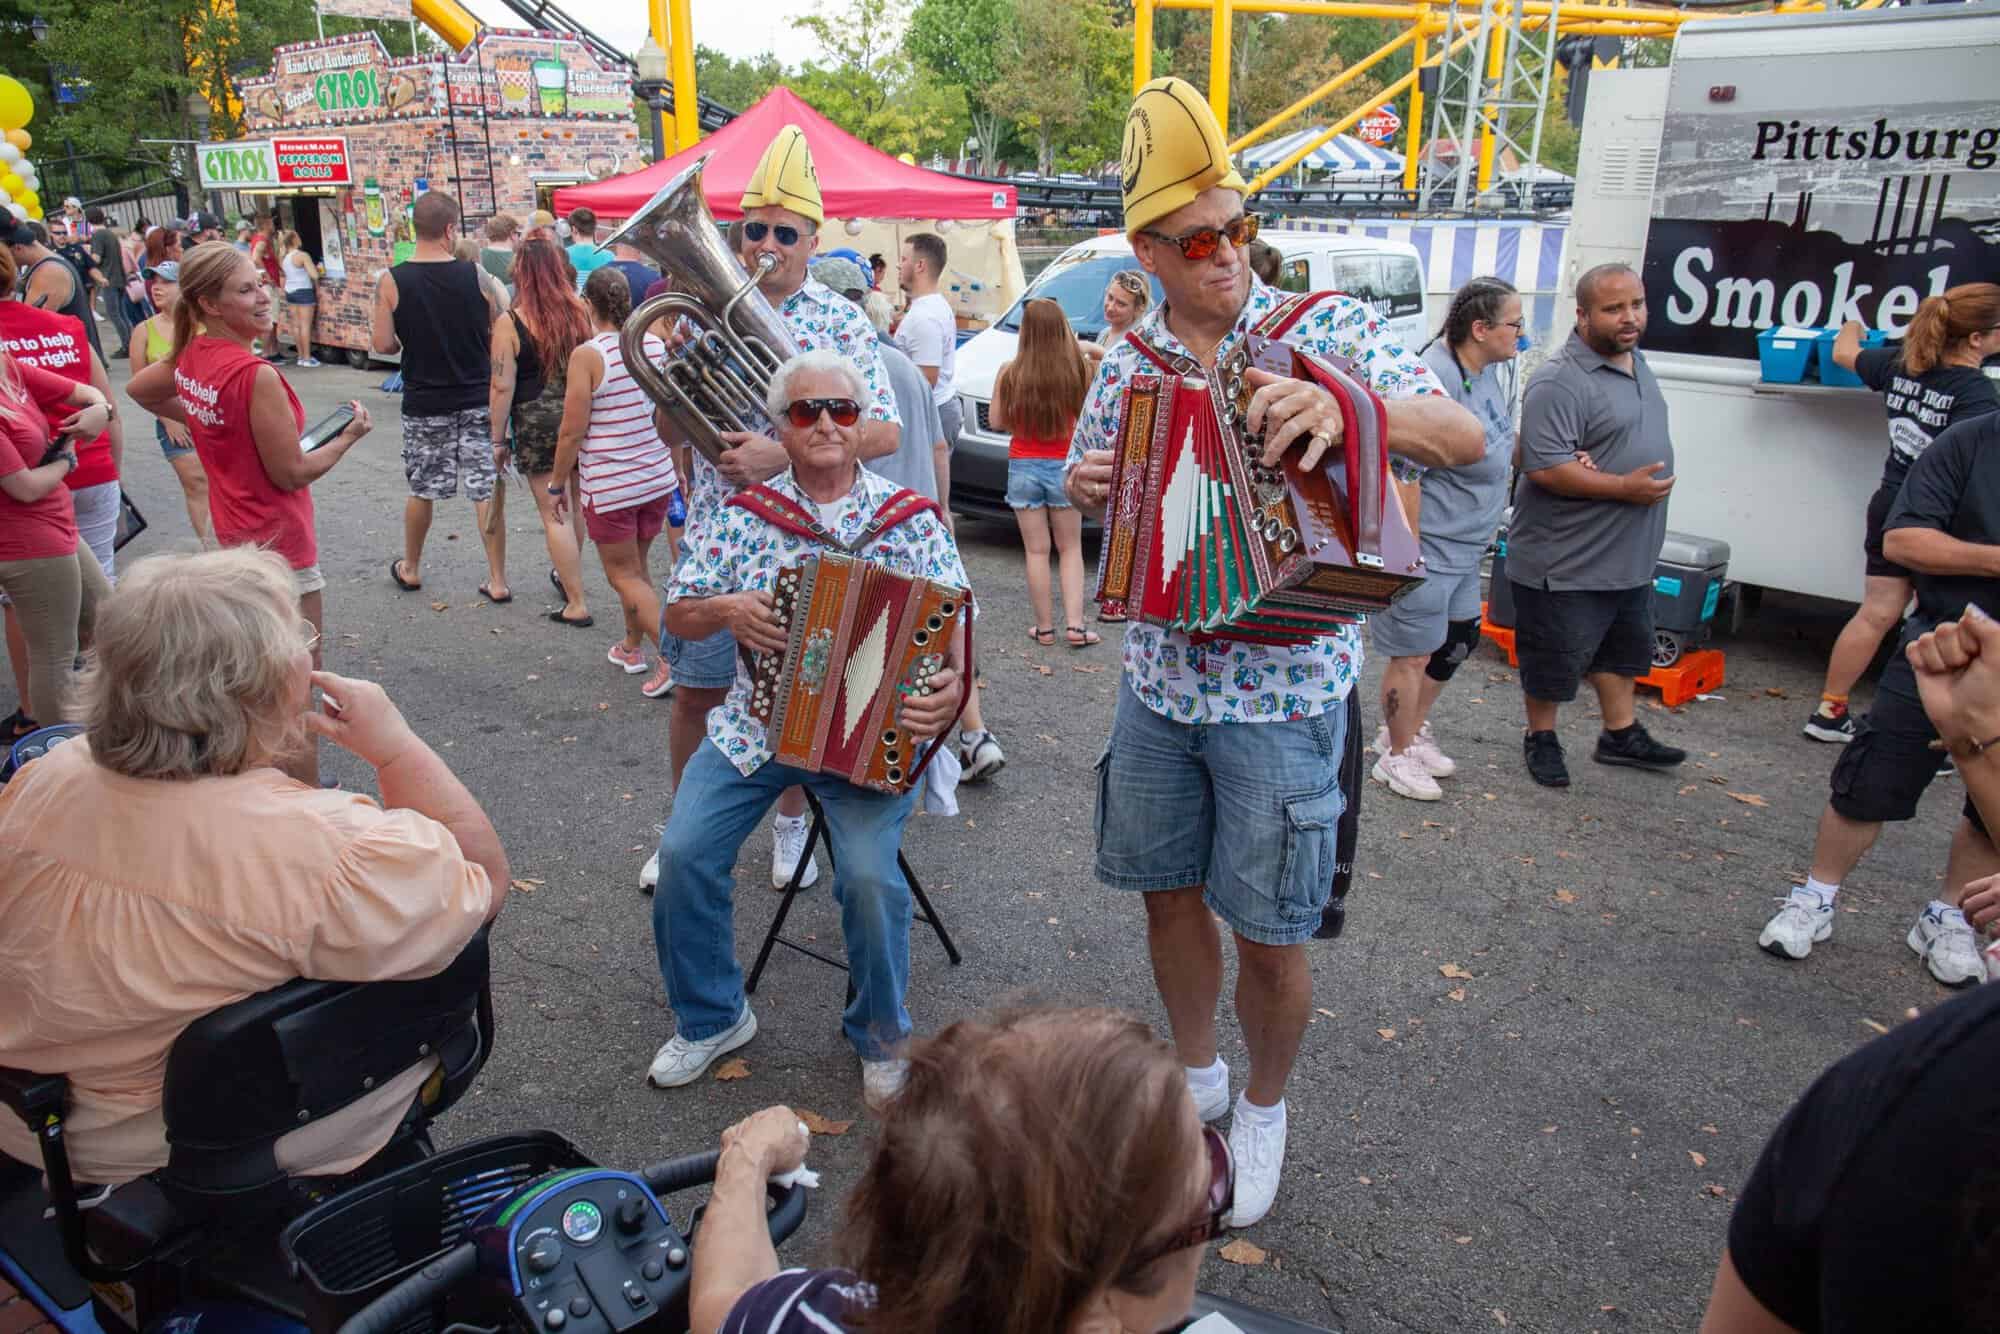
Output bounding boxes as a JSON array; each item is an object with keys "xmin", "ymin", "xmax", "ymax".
[{"xmin": 206, "ymin": 28, "xmax": 645, "ymax": 364}]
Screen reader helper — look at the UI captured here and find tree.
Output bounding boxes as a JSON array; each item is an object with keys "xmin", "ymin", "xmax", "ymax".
[
  {"xmin": 696, "ymin": 44, "xmax": 782, "ymax": 113},
  {"xmin": 983, "ymin": 0, "xmax": 1122, "ymax": 175},
  {"xmin": 904, "ymin": 0, "xmax": 1008, "ymax": 172},
  {"xmin": 790, "ymin": 0, "xmax": 968, "ymax": 161}
]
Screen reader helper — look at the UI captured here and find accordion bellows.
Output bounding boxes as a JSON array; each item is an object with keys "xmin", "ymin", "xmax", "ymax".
[
  {"xmin": 1095, "ymin": 334, "xmax": 1426, "ymax": 644},
  {"xmin": 750, "ymin": 552, "xmax": 967, "ymax": 793}
]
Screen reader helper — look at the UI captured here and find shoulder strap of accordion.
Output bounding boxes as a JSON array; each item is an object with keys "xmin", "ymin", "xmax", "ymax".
[
  {"xmin": 1124, "ymin": 329, "xmax": 1183, "ymax": 376},
  {"xmin": 856, "ymin": 488, "xmax": 945, "ymax": 546},
  {"xmin": 1252, "ymin": 289, "xmax": 1339, "ymax": 344},
  {"xmin": 726, "ymin": 484, "xmax": 826, "ymax": 544}
]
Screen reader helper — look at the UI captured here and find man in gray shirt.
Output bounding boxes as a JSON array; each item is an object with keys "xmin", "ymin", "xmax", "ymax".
[{"xmin": 1509, "ymin": 262, "xmax": 1684, "ymax": 788}]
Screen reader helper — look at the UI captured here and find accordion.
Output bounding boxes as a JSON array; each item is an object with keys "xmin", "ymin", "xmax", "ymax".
[
  {"xmin": 1094, "ymin": 324, "xmax": 1425, "ymax": 645},
  {"xmin": 748, "ymin": 551, "xmax": 967, "ymax": 794}
]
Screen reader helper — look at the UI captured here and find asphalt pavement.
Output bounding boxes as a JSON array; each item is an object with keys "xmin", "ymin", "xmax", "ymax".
[{"xmin": 62, "ymin": 354, "xmax": 1970, "ymax": 1333}]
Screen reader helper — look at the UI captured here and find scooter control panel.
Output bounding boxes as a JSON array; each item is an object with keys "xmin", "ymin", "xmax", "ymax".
[{"xmin": 488, "ymin": 1171, "xmax": 692, "ymax": 1334}]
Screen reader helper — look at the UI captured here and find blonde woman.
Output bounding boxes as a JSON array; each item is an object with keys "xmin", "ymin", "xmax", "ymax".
[
  {"xmin": 126, "ymin": 260, "xmax": 211, "ymax": 543},
  {"xmin": 279, "ymin": 230, "xmax": 322, "ymax": 368},
  {"xmin": 1082, "ymin": 269, "xmax": 1152, "ymax": 364}
]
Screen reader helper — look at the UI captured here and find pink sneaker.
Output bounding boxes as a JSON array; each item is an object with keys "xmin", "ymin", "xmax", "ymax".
[
  {"xmin": 641, "ymin": 660, "xmax": 674, "ymax": 698},
  {"xmin": 608, "ymin": 642, "xmax": 647, "ymax": 675}
]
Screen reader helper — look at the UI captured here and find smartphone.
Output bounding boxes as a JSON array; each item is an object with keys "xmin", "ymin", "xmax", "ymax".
[{"xmin": 300, "ymin": 403, "xmax": 357, "ymax": 453}]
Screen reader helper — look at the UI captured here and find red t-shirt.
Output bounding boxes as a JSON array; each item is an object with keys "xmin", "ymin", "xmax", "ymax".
[
  {"xmin": 1009, "ymin": 421, "xmax": 1075, "ymax": 461},
  {"xmin": 0, "ymin": 358, "xmax": 81, "ymax": 561},
  {"xmin": 0, "ymin": 303, "xmax": 116, "ymax": 490},
  {"xmin": 173, "ymin": 335, "xmax": 315, "ymax": 569}
]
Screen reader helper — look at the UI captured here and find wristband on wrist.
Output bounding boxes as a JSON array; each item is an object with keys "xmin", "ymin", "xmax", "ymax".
[{"xmin": 1933, "ymin": 732, "xmax": 2000, "ymax": 759}]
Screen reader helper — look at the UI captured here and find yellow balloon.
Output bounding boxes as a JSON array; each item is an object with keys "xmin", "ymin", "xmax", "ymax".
[
  {"xmin": 18, "ymin": 189, "xmax": 36, "ymax": 210},
  {"xmin": 0, "ymin": 174, "xmax": 21, "ymax": 197},
  {"xmin": 0, "ymin": 78, "xmax": 32, "ymax": 134},
  {"xmin": 4, "ymin": 129, "xmax": 27, "ymax": 153},
  {"xmin": 25, "ymin": 203, "xmax": 42, "ymax": 221}
]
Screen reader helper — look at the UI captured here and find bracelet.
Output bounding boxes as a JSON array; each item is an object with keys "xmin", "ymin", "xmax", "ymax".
[{"xmin": 1933, "ymin": 732, "xmax": 2000, "ymax": 759}]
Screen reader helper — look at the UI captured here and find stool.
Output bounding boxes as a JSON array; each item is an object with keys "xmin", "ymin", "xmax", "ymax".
[{"xmin": 745, "ymin": 789, "xmax": 963, "ymax": 994}]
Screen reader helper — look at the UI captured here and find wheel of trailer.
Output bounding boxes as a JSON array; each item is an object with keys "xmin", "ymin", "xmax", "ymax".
[
  {"xmin": 1652, "ymin": 629, "xmax": 1683, "ymax": 669},
  {"xmin": 346, "ymin": 347, "xmax": 373, "ymax": 370}
]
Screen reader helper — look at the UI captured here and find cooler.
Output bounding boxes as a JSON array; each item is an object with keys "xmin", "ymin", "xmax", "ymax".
[{"xmin": 1650, "ymin": 532, "xmax": 1731, "ymax": 666}]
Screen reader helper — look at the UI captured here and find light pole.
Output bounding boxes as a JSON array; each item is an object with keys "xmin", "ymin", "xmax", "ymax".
[{"xmin": 633, "ymin": 37, "xmax": 669, "ymax": 163}]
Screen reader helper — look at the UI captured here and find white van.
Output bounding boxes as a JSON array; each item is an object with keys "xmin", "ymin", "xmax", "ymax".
[{"xmin": 950, "ymin": 229, "xmax": 1431, "ymax": 519}]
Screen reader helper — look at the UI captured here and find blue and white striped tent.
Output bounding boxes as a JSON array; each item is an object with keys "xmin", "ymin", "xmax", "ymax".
[{"xmin": 1238, "ymin": 127, "xmax": 1404, "ymax": 176}]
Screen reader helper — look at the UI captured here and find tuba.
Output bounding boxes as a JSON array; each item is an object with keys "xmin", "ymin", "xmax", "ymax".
[{"xmin": 603, "ymin": 154, "xmax": 795, "ymax": 465}]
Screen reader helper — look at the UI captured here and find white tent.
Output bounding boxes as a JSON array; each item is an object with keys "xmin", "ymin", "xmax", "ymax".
[{"xmin": 1239, "ymin": 127, "xmax": 1405, "ymax": 175}]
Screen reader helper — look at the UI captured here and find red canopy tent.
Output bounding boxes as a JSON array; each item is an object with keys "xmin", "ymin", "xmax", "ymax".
[{"xmin": 552, "ymin": 87, "xmax": 1016, "ymax": 221}]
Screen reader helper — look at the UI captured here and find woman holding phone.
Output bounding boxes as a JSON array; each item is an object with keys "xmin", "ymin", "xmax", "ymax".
[{"xmin": 128, "ymin": 241, "xmax": 372, "ymax": 784}]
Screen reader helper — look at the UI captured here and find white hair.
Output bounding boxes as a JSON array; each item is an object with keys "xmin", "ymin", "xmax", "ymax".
[
  {"xmin": 766, "ymin": 348, "xmax": 866, "ymax": 422},
  {"xmin": 862, "ymin": 289, "xmax": 894, "ymax": 335}
]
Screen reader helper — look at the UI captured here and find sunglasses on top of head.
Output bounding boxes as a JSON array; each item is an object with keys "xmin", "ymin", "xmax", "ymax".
[
  {"xmin": 743, "ymin": 221, "xmax": 805, "ymax": 247},
  {"xmin": 1118, "ymin": 1125, "xmax": 1235, "ymax": 1279},
  {"xmin": 784, "ymin": 397, "xmax": 861, "ymax": 429},
  {"xmin": 1140, "ymin": 213, "xmax": 1260, "ymax": 262}
]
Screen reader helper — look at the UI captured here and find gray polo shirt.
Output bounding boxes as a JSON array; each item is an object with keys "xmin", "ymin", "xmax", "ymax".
[
  {"xmin": 1418, "ymin": 339, "xmax": 1515, "ymax": 572},
  {"xmin": 1507, "ymin": 331, "xmax": 1674, "ymax": 591},
  {"xmin": 869, "ymin": 336, "xmax": 942, "ymax": 502}
]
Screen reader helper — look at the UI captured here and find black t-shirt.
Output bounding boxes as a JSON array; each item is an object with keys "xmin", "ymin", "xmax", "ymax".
[
  {"xmin": 1855, "ymin": 347, "xmax": 2000, "ymax": 486},
  {"xmin": 717, "ymin": 1268, "xmax": 867, "ymax": 1333},
  {"xmin": 1884, "ymin": 412, "xmax": 2000, "ymax": 632},
  {"xmin": 1728, "ymin": 982, "xmax": 2000, "ymax": 1332}
]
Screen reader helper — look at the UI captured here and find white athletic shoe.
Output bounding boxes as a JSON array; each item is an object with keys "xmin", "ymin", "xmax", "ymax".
[
  {"xmin": 862, "ymin": 1058, "xmax": 909, "ymax": 1111},
  {"xmin": 771, "ymin": 814, "xmax": 821, "ymax": 889},
  {"xmin": 1909, "ymin": 905, "xmax": 1987, "ymax": 987},
  {"xmin": 1759, "ymin": 895, "xmax": 1834, "ymax": 960},
  {"xmin": 1373, "ymin": 723, "xmax": 1456, "ymax": 777},
  {"xmin": 646, "ymin": 1006, "xmax": 757, "ymax": 1088},
  {"xmin": 1188, "ymin": 1064, "xmax": 1230, "ymax": 1124},
  {"xmin": 1223, "ymin": 1106, "xmax": 1286, "ymax": 1228},
  {"xmin": 958, "ymin": 729, "xmax": 1006, "ymax": 784},
  {"xmin": 639, "ymin": 851, "xmax": 659, "ymax": 895},
  {"xmin": 1371, "ymin": 749, "xmax": 1443, "ymax": 801}
]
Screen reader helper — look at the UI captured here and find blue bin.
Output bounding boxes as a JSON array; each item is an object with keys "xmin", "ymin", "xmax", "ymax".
[
  {"xmin": 1815, "ymin": 327, "xmax": 1886, "ymax": 388},
  {"xmin": 1757, "ymin": 326, "xmax": 1817, "ymax": 384}
]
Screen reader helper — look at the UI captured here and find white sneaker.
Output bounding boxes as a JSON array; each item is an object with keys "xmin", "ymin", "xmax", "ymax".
[
  {"xmin": 1759, "ymin": 895, "xmax": 1834, "ymax": 960},
  {"xmin": 1909, "ymin": 905, "xmax": 1987, "ymax": 987},
  {"xmin": 1187, "ymin": 1064, "xmax": 1230, "ymax": 1123},
  {"xmin": 1373, "ymin": 723, "xmax": 1455, "ymax": 777},
  {"xmin": 639, "ymin": 850, "xmax": 659, "ymax": 895},
  {"xmin": 958, "ymin": 729, "xmax": 1005, "ymax": 783},
  {"xmin": 1223, "ymin": 1103, "xmax": 1286, "ymax": 1228},
  {"xmin": 646, "ymin": 1006, "xmax": 757, "ymax": 1087},
  {"xmin": 771, "ymin": 815, "xmax": 821, "ymax": 889},
  {"xmin": 1371, "ymin": 749, "xmax": 1443, "ymax": 801},
  {"xmin": 862, "ymin": 1057, "xmax": 909, "ymax": 1110}
]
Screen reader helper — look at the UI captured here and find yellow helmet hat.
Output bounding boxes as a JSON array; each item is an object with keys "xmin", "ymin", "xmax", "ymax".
[
  {"xmin": 1120, "ymin": 77, "xmax": 1246, "ymax": 239},
  {"xmin": 740, "ymin": 123, "xmax": 823, "ymax": 226}
]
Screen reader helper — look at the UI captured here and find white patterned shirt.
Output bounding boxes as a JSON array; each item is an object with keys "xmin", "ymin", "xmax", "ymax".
[
  {"xmin": 1064, "ymin": 281, "xmax": 1446, "ymax": 725},
  {"xmin": 682, "ymin": 277, "xmax": 901, "ymax": 539},
  {"xmin": 668, "ymin": 465, "xmax": 969, "ymax": 776}
]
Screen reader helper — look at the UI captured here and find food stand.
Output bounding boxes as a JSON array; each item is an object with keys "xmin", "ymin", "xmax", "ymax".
[{"xmin": 207, "ymin": 28, "xmax": 644, "ymax": 363}]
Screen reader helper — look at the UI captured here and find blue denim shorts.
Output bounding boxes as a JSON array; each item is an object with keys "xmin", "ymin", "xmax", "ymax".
[
  {"xmin": 156, "ymin": 420, "xmax": 195, "ymax": 462},
  {"xmin": 661, "ymin": 620, "xmax": 739, "ymax": 689},
  {"xmin": 1006, "ymin": 457, "xmax": 1071, "ymax": 510},
  {"xmin": 1094, "ymin": 681, "xmax": 1347, "ymax": 946}
]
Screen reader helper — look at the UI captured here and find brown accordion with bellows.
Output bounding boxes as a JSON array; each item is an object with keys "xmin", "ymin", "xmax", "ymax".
[{"xmin": 1094, "ymin": 291, "xmax": 1425, "ymax": 644}]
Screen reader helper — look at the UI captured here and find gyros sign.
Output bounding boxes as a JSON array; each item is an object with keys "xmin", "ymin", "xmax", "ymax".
[{"xmin": 198, "ymin": 136, "xmax": 353, "ymax": 190}]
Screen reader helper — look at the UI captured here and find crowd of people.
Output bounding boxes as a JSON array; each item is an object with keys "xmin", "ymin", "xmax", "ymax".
[{"xmin": 7, "ymin": 73, "xmax": 2000, "ymax": 1334}]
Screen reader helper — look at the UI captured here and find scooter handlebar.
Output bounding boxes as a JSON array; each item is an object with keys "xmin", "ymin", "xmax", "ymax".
[
  {"xmin": 640, "ymin": 1150, "xmax": 809, "ymax": 1247},
  {"xmin": 335, "ymin": 1241, "xmax": 479, "ymax": 1334}
]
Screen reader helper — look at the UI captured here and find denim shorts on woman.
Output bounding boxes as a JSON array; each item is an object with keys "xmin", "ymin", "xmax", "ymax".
[
  {"xmin": 1094, "ymin": 681, "xmax": 1347, "ymax": 946},
  {"xmin": 1006, "ymin": 456, "xmax": 1071, "ymax": 510}
]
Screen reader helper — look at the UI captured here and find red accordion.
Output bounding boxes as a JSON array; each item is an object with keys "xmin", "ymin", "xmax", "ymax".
[{"xmin": 1094, "ymin": 293, "xmax": 1425, "ymax": 644}]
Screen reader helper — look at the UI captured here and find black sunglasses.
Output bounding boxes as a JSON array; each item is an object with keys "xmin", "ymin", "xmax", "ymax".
[
  {"xmin": 1119, "ymin": 1125, "xmax": 1234, "ymax": 1278},
  {"xmin": 743, "ymin": 221, "xmax": 804, "ymax": 247},
  {"xmin": 784, "ymin": 397, "xmax": 861, "ymax": 429},
  {"xmin": 1140, "ymin": 214, "xmax": 1260, "ymax": 262}
]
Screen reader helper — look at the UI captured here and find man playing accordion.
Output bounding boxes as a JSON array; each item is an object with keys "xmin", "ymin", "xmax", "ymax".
[
  {"xmin": 648, "ymin": 350, "xmax": 967, "ymax": 1110},
  {"xmin": 1065, "ymin": 77, "xmax": 1484, "ymax": 1228}
]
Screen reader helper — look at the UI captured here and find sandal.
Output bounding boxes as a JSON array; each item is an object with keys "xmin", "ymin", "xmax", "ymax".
[
  {"xmin": 1026, "ymin": 626, "xmax": 1055, "ymax": 646},
  {"xmin": 389, "ymin": 557, "xmax": 421, "ymax": 591},
  {"xmin": 4, "ymin": 708, "xmax": 38, "ymax": 741},
  {"xmin": 1065, "ymin": 626, "xmax": 1102, "ymax": 649},
  {"xmin": 478, "ymin": 583, "xmax": 513, "ymax": 605},
  {"xmin": 548, "ymin": 609, "xmax": 596, "ymax": 629}
]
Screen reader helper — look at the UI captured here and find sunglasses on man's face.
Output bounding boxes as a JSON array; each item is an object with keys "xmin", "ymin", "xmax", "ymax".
[
  {"xmin": 1119, "ymin": 1124, "xmax": 1235, "ymax": 1278},
  {"xmin": 743, "ymin": 221, "xmax": 804, "ymax": 248},
  {"xmin": 784, "ymin": 397, "xmax": 861, "ymax": 429},
  {"xmin": 1141, "ymin": 213, "xmax": 1260, "ymax": 263}
]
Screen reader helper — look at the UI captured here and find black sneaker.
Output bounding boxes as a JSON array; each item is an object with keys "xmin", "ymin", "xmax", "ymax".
[
  {"xmin": 1595, "ymin": 723, "xmax": 1687, "ymax": 770},
  {"xmin": 1802, "ymin": 706, "xmax": 1857, "ymax": 743},
  {"xmin": 1524, "ymin": 730, "xmax": 1570, "ymax": 787}
]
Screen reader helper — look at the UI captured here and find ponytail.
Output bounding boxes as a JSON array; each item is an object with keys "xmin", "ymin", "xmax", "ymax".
[
  {"xmin": 170, "ymin": 241, "xmax": 248, "ymax": 358},
  {"xmin": 1424, "ymin": 275, "xmax": 1518, "ymax": 356},
  {"xmin": 1902, "ymin": 282, "xmax": 2000, "ymax": 375}
]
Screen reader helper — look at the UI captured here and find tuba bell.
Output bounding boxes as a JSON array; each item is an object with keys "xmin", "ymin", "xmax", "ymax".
[{"xmin": 602, "ymin": 154, "xmax": 795, "ymax": 465}]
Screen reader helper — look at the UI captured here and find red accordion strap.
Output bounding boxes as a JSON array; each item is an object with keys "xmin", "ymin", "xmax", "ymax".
[
  {"xmin": 726, "ymin": 483, "xmax": 945, "ymax": 553},
  {"xmin": 1253, "ymin": 289, "xmax": 1337, "ymax": 343}
]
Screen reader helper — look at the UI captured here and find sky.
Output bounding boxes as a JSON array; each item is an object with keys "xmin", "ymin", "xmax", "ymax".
[{"xmin": 456, "ymin": 0, "xmax": 840, "ymax": 69}]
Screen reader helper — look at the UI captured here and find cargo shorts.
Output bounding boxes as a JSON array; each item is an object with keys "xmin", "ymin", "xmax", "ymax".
[{"xmin": 403, "ymin": 407, "xmax": 496, "ymax": 502}]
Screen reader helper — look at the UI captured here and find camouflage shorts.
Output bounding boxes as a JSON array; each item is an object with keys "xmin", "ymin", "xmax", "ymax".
[{"xmin": 402, "ymin": 407, "xmax": 496, "ymax": 502}]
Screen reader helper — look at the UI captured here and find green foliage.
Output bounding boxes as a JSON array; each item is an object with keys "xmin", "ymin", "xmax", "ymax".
[
  {"xmin": 789, "ymin": 0, "xmax": 968, "ymax": 161},
  {"xmin": 696, "ymin": 45, "xmax": 784, "ymax": 113},
  {"xmin": 904, "ymin": 0, "xmax": 1008, "ymax": 170},
  {"xmin": 983, "ymin": 0, "xmax": 1122, "ymax": 174}
]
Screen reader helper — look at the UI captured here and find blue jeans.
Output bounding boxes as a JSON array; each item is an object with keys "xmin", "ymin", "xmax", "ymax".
[{"xmin": 653, "ymin": 740, "xmax": 919, "ymax": 1059}]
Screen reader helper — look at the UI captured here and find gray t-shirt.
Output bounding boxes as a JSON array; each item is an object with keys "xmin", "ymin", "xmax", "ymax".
[
  {"xmin": 869, "ymin": 337, "xmax": 942, "ymax": 501},
  {"xmin": 1507, "ymin": 331, "xmax": 1674, "ymax": 592},
  {"xmin": 1417, "ymin": 339, "xmax": 1514, "ymax": 572}
]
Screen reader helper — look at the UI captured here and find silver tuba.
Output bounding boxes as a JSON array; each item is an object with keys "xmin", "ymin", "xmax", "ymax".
[{"xmin": 603, "ymin": 154, "xmax": 794, "ymax": 465}]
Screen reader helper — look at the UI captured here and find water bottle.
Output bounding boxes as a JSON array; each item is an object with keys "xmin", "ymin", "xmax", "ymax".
[{"xmin": 667, "ymin": 486, "xmax": 687, "ymax": 527}]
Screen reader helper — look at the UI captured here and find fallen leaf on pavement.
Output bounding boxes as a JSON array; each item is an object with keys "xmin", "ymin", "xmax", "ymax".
[
  {"xmin": 1376, "ymin": 1028, "xmax": 1397, "ymax": 1041},
  {"xmin": 1218, "ymin": 1239, "xmax": 1267, "ymax": 1266},
  {"xmin": 1315, "ymin": 1008, "xmax": 1337, "ymax": 1019},
  {"xmin": 1439, "ymin": 963, "xmax": 1474, "ymax": 980},
  {"xmin": 596, "ymin": 701, "xmax": 611, "ymax": 711},
  {"xmin": 1445, "ymin": 987, "xmax": 1466, "ymax": 1002},
  {"xmin": 1482, "ymin": 792, "xmax": 1497, "ymax": 801},
  {"xmin": 1035, "ymin": 664, "xmax": 1053, "ymax": 676},
  {"xmin": 1700, "ymin": 1124, "xmax": 1719, "ymax": 1134},
  {"xmin": 1703, "ymin": 1184, "xmax": 1728, "ymax": 1197},
  {"xmin": 798, "ymin": 1109, "xmax": 854, "ymax": 1136},
  {"xmin": 1764, "ymin": 687, "xmax": 1788, "ymax": 699},
  {"xmin": 1553, "ymin": 889, "xmax": 1579, "ymax": 904},
  {"xmin": 1454, "ymin": 1235, "xmax": 1472, "ymax": 1244},
  {"xmin": 1727, "ymin": 792, "xmax": 1769, "ymax": 808},
  {"xmin": 1072, "ymin": 664, "xmax": 1104, "ymax": 674},
  {"xmin": 509, "ymin": 879, "xmax": 540, "ymax": 893},
  {"xmin": 431, "ymin": 602, "xmax": 449, "ymax": 612},
  {"xmin": 1493, "ymin": 1311, "xmax": 1509, "ymax": 1327},
  {"xmin": 1688, "ymin": 1150, "xmax": 1708, "ymax": 1167},
  {"xmin": 713, "ymin": 1058, "xmax": 750, "ymax": 1082},
  {"xmin": 1862, "ymin": 1018, "xmax": 1889, "ymax": 1035},
  {"xmin": 1678, "ymin": 784, "xmax": 1698, "ymax": 795}
]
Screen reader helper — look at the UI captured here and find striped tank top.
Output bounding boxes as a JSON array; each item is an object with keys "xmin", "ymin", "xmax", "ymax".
[{"xmin": 579, "ymin": 330, "xmax": 677, "ymax": 514}]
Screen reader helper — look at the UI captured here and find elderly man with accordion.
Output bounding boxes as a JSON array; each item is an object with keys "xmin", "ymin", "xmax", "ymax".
[{"xmin": 1065, "ymin": 77, "xmax": 1485, "ymax": 1230}]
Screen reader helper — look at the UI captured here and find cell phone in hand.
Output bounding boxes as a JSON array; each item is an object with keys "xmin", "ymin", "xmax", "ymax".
[{"xmin": 300, "ymin": 403, "xmax": 357, "ymax": 453}]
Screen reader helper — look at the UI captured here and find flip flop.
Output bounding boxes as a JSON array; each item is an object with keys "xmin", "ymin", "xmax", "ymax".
[
  {"xmin": 549, "ymin": 567, "xmax": 564, "ymax": 595},
  {"xmin": 548, "ymin": 609, "xmax": 595, "ymax": 629},
  {"xmin": 1026, "ymin": 626, "xmax": 1055, "ymax": 646},
  {"xmin": 478, "ymin": 584, "xmax": 514, "ymax": 604},
  {"xmin": 389, "ymin": 558, "xmax": 421, "ymax": 591},
  {"xmin": 1065, "ymin": 626, "xmax": 1102, "ymax": 649}
]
